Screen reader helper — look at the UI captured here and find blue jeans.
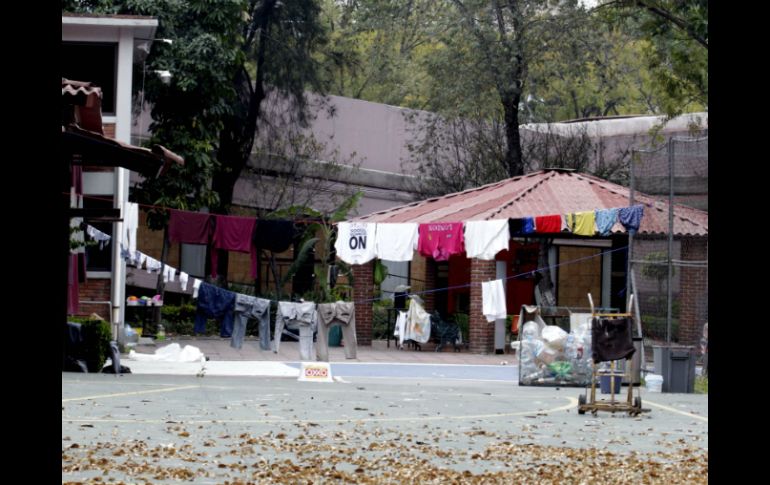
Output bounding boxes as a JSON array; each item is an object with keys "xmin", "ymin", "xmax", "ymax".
[
  {"xmin": 231, "ymin": 294, "xmax": 271, "ymax": 350},
  {"xmin": 194, "ymin": 282, "xmax": 236, "ymax": 337}
]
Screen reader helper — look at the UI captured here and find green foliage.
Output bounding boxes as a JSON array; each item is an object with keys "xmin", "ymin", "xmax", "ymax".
[
  {"xmin": 453, "ymin": 312, "xmax": 469, "ymax": 343},
  {"xmin": 695, "ymin": 375, "xmax": 708, "ymax": 394},
  {"xmin": 120, "ymin": 0, "xmax": 248, "ymax": 229},
  {"xmin": 641, "ymin": 251, "xmax": 676, "ymax": 282},
  {"xmin": 601, "ymin": 0, "xmax": 708, "ymax": 117},
  {"xmin": 642, "ymin": 315, "xmax": 680, "ymax": 341},
  {"xmin": 68, "ymin": 318, "xmax": 112, "ymax": 372},
  {"xmin": 159, "ymin": 303, "xmax": 224, "ymax": 336}
]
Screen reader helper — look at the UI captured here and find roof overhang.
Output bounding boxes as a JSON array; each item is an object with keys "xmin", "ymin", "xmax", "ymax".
[
  {"xmin": 62, "ymin": 13, "xmax": 158, "ymax": 44},
  {"xmin": 62, "ymin": 125, "xmax": 183, "ymax": 178}
]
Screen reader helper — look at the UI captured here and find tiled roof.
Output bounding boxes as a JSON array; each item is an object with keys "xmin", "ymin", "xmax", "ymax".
[{"xmin": 351, "ymin": 169, "xmax": 707, "ymax": 237}]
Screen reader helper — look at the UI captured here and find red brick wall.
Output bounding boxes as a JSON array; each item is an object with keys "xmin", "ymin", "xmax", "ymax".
[
  {"xmin": 469, "ymin": 259, "xmax": 496, "ymax": 353},
  {"xmin": 679, "ymin": 236, "xmax": 708, "ymax": 345},
  {"xmin": 352, "ymin": 261, "xmax": 374, "ymax": 346},
  {"xmin": 77, "ymin": 278, "xmax": 112, "ymax": 319},
  {"xmin": 409, "ymin": 254, "xmax": 436, "ymax": 311}
]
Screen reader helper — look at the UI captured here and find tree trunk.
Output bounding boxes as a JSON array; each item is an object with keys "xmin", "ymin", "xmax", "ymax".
[{"xmin": 502, "ymin": 92, "xmax": 524, "ymax": 177}]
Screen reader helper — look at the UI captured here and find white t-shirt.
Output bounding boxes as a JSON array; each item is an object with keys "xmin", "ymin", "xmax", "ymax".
[
  {"xmin": 482, "ymin": 279, "xmax": 507, "ymax": 322},
  {"xmin": 374, "ymin": 222, "xmax": 418, "ymax": 262},
  {"xmin": 464, "ymin": 219, "xmax": 510, "ymax": 260},
  {"xmin": 335, "ymin": 222, "xmax": 377, "ymax": 265}
]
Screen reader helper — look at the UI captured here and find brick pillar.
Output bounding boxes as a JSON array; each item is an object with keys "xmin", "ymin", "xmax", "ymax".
[
  {"xmin": 679, "ymin": 236, "xmax": 708, "ymax": 345},
  {"xmin": 352, "ymin": 261, "xmax": 374, "ymax": 346},
  {"xmin": 78, "ymin": 278, "xmax": 112, "ymax": 318},
  {"xmin": 469, "ymin": 258, "xmax": 496, "ymax": 354}
]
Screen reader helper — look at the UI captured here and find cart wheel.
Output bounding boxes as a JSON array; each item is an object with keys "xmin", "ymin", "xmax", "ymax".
[{"xmin": 578, "ymin": 394, "xmax": 586, "ymax": 415}]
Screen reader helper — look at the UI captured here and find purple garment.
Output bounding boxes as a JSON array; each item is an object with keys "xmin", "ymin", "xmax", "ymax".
[
  {"xmin": 68, "ymin": 254, "xmax": 79, "ymax": 315},
  {"xmin": 618, "ymin": 205, "xmax": 644, "ymax": 235},
  {"xmin": 168, "ymin": 209, "xmax": 213, "ymax": 245},
  {"xmin": 210, "ymin": 215, "xmax": 258, "ymax": 279}
]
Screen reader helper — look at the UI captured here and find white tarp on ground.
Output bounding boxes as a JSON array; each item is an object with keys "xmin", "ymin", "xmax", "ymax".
[
  {"xmin": 125, "ymin": 360, "xmax": 300, "ymax": 377},
  {"xmin": 128, "ymin": 343, "xmax": 205, "ymax": 362}
]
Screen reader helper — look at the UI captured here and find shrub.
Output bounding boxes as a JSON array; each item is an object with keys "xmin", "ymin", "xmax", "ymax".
[
  {"xmin": 454, "ymin": 313, "xmax": 469, "ymax": 343},
  {"xmin": 161, "ymin": 303, "xmax": 198, "ymax": 336},
  {"xmin": 69, "ymin": 318, "xmax": 112, "ymax": 372}
]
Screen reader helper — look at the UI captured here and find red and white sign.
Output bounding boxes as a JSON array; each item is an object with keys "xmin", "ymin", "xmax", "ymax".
[{"xmin": 298, "ymin": 362, "xmax": 334, "ymax": 382}]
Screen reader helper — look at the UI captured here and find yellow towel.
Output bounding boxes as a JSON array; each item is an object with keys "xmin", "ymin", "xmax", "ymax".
[{"xmin": 567, "ymin": 211, "xmax": 596, "ymax": 236}]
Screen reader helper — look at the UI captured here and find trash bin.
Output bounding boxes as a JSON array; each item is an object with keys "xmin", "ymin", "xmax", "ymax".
[
  {"xmin": 328, "ymin": 325, "xmax": 342, "ymax": 347},
  {"xmin": 653, "ymin": 345, "xmax": 696, "ymax": 393},
  {"xmin": 599, "ymin": 372, "xmax": 623, "ymax": 394}
]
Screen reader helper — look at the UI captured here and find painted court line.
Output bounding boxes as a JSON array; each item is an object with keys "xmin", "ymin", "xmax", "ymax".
[
  {"xmin": 644, "ymin": 399, "xmax": 708, "ymax": 422},
  {"xmin": 62, "ymin": 385, "xmax": 200, "ymax": 403},
  {"xmin": 63, "ymin": 397, "xmax": 578, "ymax": 425}
]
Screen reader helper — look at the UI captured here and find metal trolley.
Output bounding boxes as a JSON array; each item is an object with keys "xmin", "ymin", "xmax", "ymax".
[{"xmin": 578, "ymin": 294, "xmax": 649, "ymax": 416}]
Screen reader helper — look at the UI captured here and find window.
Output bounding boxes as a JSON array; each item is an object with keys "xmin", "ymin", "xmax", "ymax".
[
  {"xmin": 61, "ymin": 42, "xmax": 118, "ymax": 115},
  {"xmin": 83, "ymin": 197, "xmax": 114, "ymax": 272}
]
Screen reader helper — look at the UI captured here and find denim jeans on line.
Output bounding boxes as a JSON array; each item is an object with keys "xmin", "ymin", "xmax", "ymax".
[
  {"xmin": 231, "ymin": 294, "xmax": 271, "ymax": 350},
  {"xmin": 194, "ymin": 282, "xmax": 236, "ymax": 338}
]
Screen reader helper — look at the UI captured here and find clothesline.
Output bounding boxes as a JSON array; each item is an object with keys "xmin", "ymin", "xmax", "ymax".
[
  {"xmin": 120, "ymin": 242, "xmax": 627, "ymax": 310},
  {"xmin": 353, "ymin": 244, "xmax": 630, "ymax": 305},
  {"xmin": 334, "ymin": 205, "xmax": 643, "ymax": 266},
  {"xmin": 63, "ymin": 192, "xmax": 328, "ymax": 225}
]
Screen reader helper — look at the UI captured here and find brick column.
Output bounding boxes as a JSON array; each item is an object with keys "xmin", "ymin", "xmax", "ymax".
[
  {"xmin": 78, "ymin": 278, "xmax": 112, "ymax": 318},
  {"xmin": 678, "ymin": 236, "xmax": 708, "ymax": 345},
  {"xmin": 352, "ymin": 261, "xmax": 374, "ymax": 346},
  {"xmin": 469, "ymin": 258, "xmax": 496, "ymax": 353}
]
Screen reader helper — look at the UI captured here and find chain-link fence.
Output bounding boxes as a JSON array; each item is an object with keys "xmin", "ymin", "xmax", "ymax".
[{"xmin": 630, "ymin": 135, "xmax": 708, "ymax": 352}]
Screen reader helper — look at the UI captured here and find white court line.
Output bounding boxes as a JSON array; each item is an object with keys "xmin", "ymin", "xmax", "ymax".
[
  {"xmin": 644, "ymin": 399, "xmax": 708, "ymax": 422},
  {"xmin": 63, "ymin": 397, "xmax": 578, "ymax": 425},
  {"xmin": 62, "ymin": 385, "xmax": 200, "ymax": 403}
]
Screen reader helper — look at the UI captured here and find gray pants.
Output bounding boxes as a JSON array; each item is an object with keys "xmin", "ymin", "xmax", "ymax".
[
  {"xmin": 273, "ymin": 301, "xmax": 317, "ymax": 361},
  {"xmin": 316, "ymin": 302, "xmax": 357, "ymax": 361},
  {"xmin": 231, "ymin": 294, "xmax": 271, "ymax": 350}
]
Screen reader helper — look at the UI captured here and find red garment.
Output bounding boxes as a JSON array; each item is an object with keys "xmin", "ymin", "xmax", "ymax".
[
  {"xmin": 67, "ymin": 254, "xmax": 79, "ymax": 315},
  {"xmin": 417, "ymin": 222, "xmax": 465, "ymax": 261},
  {"xmin": 168, "ymin": 209, "xmax": 213, "ymax": 244},
  {"xmin": 210, "ymin": 215, "xmax": 258, "ymax": 278},
  {"xmin": 535, "ymin": 214, "xmax": 562, "ymax": 233}
]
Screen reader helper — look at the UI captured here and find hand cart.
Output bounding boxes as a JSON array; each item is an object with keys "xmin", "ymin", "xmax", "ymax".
[{"xmin": 577, "ymin": 293, "xmax": 649, "ymax": 416}]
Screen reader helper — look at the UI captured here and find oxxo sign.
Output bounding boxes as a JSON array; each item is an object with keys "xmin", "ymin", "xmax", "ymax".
[{"xmin": 298, "ymin": 362, "xmax": 334, "ymax": 382}]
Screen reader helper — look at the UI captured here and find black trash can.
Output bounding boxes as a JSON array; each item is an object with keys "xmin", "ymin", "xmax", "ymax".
[{"xmin": 653, "ymin": 345, "xmax": 696, "ymax": 393}]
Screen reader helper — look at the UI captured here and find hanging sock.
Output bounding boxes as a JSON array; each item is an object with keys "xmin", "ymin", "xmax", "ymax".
[{"xmin": 179, "ymin": 272, "xmax": 189, "ymax": 291}]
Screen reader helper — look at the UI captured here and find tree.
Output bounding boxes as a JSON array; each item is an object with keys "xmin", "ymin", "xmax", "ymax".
[{"xmin": 598, "ymin": 0, "xmax": 708, "ymax": 117}]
